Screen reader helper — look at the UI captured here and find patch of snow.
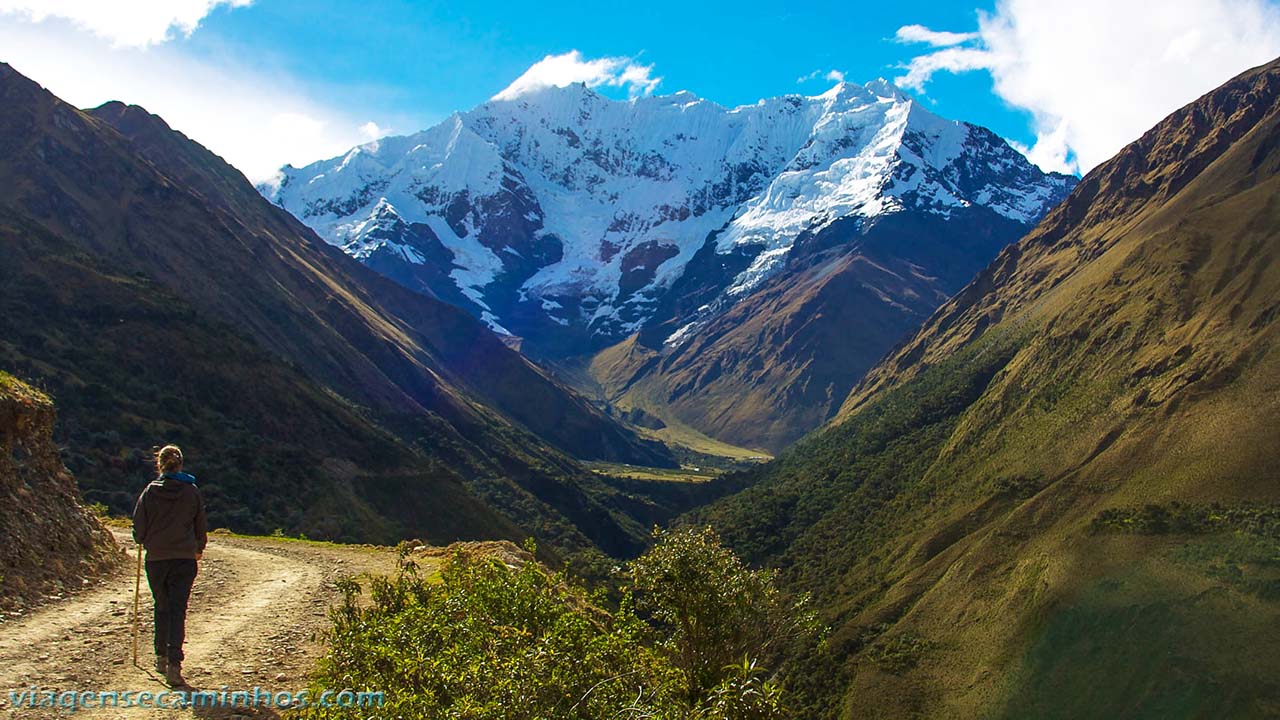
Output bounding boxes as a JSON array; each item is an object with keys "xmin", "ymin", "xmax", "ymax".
[
  {"xmin": 664, "ymin": 320, "xmax": 702, "ymax": 347},
  {"xmin": 481, "ymin": 311, "xmax": 512, "ymax": 335}
]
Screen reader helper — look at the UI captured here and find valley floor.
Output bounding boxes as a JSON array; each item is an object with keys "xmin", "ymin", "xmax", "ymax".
[{"xmin": 0, "ymin": 529, "xmax": 405, "ymax": 719}]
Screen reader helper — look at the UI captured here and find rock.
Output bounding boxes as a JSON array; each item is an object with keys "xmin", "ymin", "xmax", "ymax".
[{"xmin": 0, "ymin": 376, "xmax": 120, "ymax": 613}]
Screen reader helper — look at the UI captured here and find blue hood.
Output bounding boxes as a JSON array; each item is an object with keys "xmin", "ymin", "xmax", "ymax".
[{"xmin": 162, "ymin": 472, "xmax": 198, "ymax": 486}]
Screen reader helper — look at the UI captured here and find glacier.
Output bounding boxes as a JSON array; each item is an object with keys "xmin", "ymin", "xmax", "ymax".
[{"xmin": 262, "ymin": 79, "xmax": 1074, "ymax": 346}]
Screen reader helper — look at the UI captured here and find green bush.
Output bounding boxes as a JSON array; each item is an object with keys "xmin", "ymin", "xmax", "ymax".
[
  {"xmin": 302, "ymin": 551, "xmax": 676, "ymax": 719},
  {"xmin": 1091, "ymin": 502, "xmax": 1280, "ymax": 538},
  {"xmin": 867, "ymin": 632, "xmax": 933, "ymax": 675},
  {"xmin": 302, "ymin": 531, "xmax": 818, "ymax": 719},
  {"xmin": 697, "ymin": 658, "xmax": 787, "ymax": 720}
]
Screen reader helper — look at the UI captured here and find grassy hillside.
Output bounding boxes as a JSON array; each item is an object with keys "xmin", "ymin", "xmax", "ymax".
[{"xmin": 696, "ymin": 58, "xmax": 1280, "ymax": 718}]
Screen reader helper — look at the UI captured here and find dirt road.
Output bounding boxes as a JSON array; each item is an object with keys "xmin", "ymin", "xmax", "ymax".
[{"xmin": 0, "ymin": 529, "xmax": 400, "ymax": 718}]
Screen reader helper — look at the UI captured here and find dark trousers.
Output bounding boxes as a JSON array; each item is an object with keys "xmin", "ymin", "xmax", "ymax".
[{"xmin": 145, "ymin": 559, "xmax": 198, "ymax": 663}]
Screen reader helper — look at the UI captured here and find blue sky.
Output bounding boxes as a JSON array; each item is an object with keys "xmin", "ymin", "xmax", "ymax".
[
  {"xmin": 2, "ymin": 0, "xmax": 1278, "ymax": 180},
  {"xmin": 181, "ymin": 0, "xmax": 1026, "ymax": 144}
]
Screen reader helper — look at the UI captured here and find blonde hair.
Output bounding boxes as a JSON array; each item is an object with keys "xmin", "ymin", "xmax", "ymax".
[{"xmin": 155, "ymin": 445, "xmax": 184, "ymax": 477}]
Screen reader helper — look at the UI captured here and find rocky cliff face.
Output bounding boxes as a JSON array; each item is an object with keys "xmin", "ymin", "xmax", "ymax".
[{"xmin": 0, "ymin": 373, "xmax": 118, "ymax": 612}]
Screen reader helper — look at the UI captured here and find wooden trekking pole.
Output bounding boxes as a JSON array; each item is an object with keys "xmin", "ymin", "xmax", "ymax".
[{"xmin": 132, "ymin": 543, "xmax": 142, "ymax": 667}]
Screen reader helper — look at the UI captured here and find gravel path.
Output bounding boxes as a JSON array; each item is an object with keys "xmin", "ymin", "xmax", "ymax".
[{"xmin": 0, "ymin": 529, "xmax": 401, "ymax": 718}]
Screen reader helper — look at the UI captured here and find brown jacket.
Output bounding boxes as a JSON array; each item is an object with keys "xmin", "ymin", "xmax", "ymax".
[{"xmin": 132, "ymin": 476, "xmax": 208, "ymax": 561}]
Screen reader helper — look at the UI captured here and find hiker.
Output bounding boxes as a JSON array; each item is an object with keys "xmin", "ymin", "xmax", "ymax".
[{"xmin": 132, "ymin": 445, "xmax": 207, "ymax": 687}]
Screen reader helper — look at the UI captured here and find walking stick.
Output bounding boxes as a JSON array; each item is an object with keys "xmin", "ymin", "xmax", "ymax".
[{"xmin": 132, "ymin": 543, "xmax": 142, "ymax": 668}]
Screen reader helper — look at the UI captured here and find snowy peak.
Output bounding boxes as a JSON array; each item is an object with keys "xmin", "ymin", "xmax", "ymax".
[{"xmin": 263, "ymin": 79, "xmax": 1075, "ymax": 350}]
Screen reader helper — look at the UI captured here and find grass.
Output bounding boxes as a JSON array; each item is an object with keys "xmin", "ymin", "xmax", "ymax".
[
  {"xmin": 583, "ymin": 337, "xmax": 774, "ymax": 463},
  {"xmin": 206, "ymin": 526, "xmax": 394, "ymax": 553},
  {"xmin": 635, "ymin": 419, "xmax": 773, "ymax": 463},
  {"xmin": 583, "ymin": 460, "xmax": 720, "ymax": 483},
  {"xmin": 0, "ymin": 369, "xmax": 50, "ymax": 404},
  {"xmin": 999, "ymin": 532, "xmax": 1280, "ymax": 719},
  {"xmin": 1174, "ymin": 532, "xmax": 1280, "ymax": 600}
]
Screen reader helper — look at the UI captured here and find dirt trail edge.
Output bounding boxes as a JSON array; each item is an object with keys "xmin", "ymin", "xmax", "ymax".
[{"xmin": 0, "ymin": 529, "xmax": 400, "ymax": 719}]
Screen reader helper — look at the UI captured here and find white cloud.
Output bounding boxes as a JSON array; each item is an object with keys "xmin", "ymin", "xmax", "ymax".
[
  {"xmin": 359, "ymin": 121, "xmax": 390, "ymax": 141},
  {"xmin": 797, "ymin": 68, "xmax": 847, "ymax": 84},
  {"xmin": 0, "ymin": 0, "xmax": 252, "ymax": 47},
  {"xmin": 0, "ymin": 13, "xmax": 391, "ymax": 182},
  {"xmin": 894, "ymin": 24, "xmax": 978, "ymax": 48},
  {"xmin": 895, "ymin": 0, "xmax": 1280, "ymax": 174},
  {"xmin": 493, "ymin": 50, "xmax": 661, "ymax": 101},
  {"xmin": 895, "ymin": 46, "xmax": 994, "ymax": 94}
]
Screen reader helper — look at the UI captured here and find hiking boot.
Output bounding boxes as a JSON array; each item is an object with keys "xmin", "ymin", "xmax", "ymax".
[
  {"xmin": 154, "ymin": 655, "xmax": 168, "ymax": 674},
  {"xmin": 165, "ymin": 661, "xmax": 187, "ymax": 688}
]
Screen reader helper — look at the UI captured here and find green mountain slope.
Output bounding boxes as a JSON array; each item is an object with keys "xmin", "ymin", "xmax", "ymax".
[
  {"xmin": 0, "ymin": 63, "xmax": 671, "ymax": 557},
  {"xmin": 698, "ymin": 58, "xmax": 1280, "ymax": 718}
]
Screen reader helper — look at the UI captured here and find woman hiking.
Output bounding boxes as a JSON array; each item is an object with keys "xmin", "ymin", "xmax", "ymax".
[{"xmin": 132, "ymin": 445, "xmax": 207, "ymax": 687}]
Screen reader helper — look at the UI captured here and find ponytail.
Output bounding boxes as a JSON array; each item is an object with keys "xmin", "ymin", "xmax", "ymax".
[{"xmin": 155, "ymin": 444, "xmax": 183, "ymax": 478}]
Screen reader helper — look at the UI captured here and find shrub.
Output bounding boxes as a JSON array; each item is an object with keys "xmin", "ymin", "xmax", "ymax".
[
  {"xmin": 303, "ymin": 530, "xmax": 818, "ymax": 719},
  {"xmin": 696, "ymin": 658, "xmax": 788, "ymax": 720},
  {"xmin": 302, "ymin": 549, "xmax": 682, "ymax": 719},
  {"xmin": 628, "ymin": 526, "xmax": 820, "ymax": 707},
  {"xmin": 1091, "ymin": 502, "xmax": 1280, "ymax": 539}
]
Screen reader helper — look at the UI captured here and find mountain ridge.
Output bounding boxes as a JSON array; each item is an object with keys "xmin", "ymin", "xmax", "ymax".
[{"xmin": 264, "ymin": 79, "xmax": 1074, "ymax": 355}]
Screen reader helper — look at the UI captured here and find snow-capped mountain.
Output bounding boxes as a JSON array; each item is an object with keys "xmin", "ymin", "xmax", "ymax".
[{"xmin": 263, "ymin": 80, "xmax": 1074, "ymax": 358}]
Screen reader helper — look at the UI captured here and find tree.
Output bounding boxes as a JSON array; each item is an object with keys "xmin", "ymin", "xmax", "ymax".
[{"xmin": 628, "ymin": 526, "xmax": 820, "ymax": 709}]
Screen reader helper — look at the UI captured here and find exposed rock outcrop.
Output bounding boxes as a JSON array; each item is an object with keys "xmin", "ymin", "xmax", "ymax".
[{"xmin": 0, "ymin": 372, "xmax": 119, "ymax": 613}]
